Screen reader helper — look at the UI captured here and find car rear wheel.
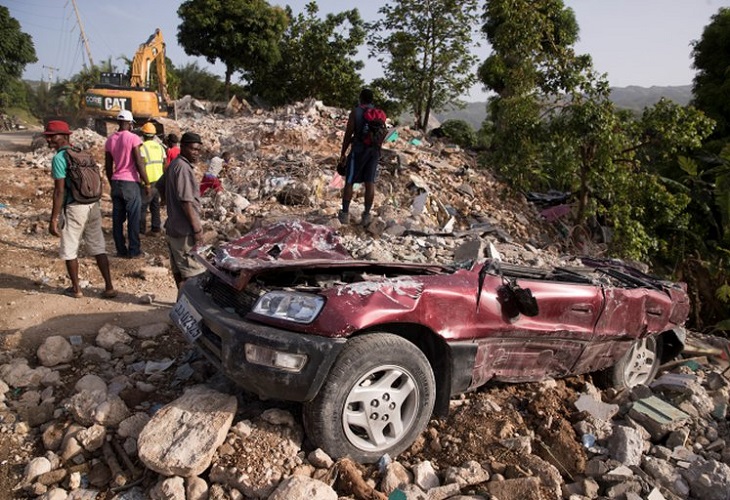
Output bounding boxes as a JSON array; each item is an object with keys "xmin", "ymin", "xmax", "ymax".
[
  {"xmin": 610, "ymin": 336, "xmax": 662, "ymax": 390},
  {"xmin": 303, "ymin": 333, "xmax": 435, "ymax": 463}
]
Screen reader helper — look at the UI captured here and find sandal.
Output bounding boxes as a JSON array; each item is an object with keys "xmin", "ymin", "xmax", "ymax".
[
  {"xmin": 63, "ymin": 287, "xmax": 83, "ymax": 299},
  {"xmin": 101, "ymin": 289, "xmax": 118, "ymax": 299}
]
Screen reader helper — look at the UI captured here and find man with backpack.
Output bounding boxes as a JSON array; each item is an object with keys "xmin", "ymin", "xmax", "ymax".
[
  {"xmin": 46, "ymin": 120, "xmax": 117, "ymax": 299},
  {"xmin": 338, "ymin": 88, "xmax": 387, "ymax": 226}
]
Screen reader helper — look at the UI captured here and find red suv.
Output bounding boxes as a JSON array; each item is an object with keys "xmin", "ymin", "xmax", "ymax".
[{"xmin": 171, "ymin": 221, "xmax": 690, "ymax": 463}]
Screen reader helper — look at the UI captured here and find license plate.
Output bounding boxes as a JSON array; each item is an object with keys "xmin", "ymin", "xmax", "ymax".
[{"xmin": 171, "ymin": 295, "xmax": 203, "ymax": 342}]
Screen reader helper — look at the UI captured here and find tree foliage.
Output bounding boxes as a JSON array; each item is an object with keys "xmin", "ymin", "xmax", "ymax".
[
  {"xmin": 692, "ymin": 7, "xmax": 730, "ymax": 141},
  {"xmin": 247, "ymin": 2, "xmax": 365, "ymax": 107},
  {"xmin": 368, "ymin": 0, "xmax": 479, "ymax": 130},
  {"xmin": 0, "ymin": 6, "xmax": 37, "ymax": 110},
  {"xmin": 177, "ymin": 0, "xmax": 288, "ymax": 99},
  {"xmin": 480, "ymin": 0, "xmax": 592, "ymax": 185},
  {"xmin": 439, "ymin": 119, "xmax": 476, "ymax": 149},
  {"xmin": 481, "ymin": 0, "xmax": 714, "ymax": 263},
  {"xmin": 175, "ymin": 62, "xmax": 227, "ymax": 101}
]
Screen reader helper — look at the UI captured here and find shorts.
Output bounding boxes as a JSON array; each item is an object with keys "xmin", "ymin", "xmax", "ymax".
[
  {"xmin": 59, "ymin": 202, "xmax": 107, "ymax": 260},
  {"xmin": 344, "ymin": 148, "xmax": 380, "ymax": 184},
  {"xmin": 167, "ymin": 235, "xmax": 206, "ymax": 279}
]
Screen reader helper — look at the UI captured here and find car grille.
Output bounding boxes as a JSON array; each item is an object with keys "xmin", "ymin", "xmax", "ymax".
[{"xmin": 202, "ymin": 273, "xmax": 260, "ymax": 317}]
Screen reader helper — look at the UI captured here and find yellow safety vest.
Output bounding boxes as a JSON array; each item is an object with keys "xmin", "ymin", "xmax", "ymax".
[{"xmin": 141, "ymin": 140, "xmax": 165, "ymax": 183}]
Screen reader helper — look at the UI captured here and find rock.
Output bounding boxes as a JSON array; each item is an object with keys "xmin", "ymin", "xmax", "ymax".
[
  {"xmin": 411, "ymin": 460, "xmax": 440, "ymax": 491},
  {"xmin": 443, "ymin": 460, "xmax": 489, "ymax": 487},
  {"xmin": 149, "ymin": 476, "xmax": 186, "ymax": 500},
  {"xmin": 642, "ymin": 456, "xmax": 690, "ymax": 498},
  {"xmin": 60, "ymin": 436, "xmax": 83, "ymax": 462},
  {"xmin": 74, "ymin": 374, "xmax": 107, "ymax": 394},
  {"xmin": 81, "ymin": 346, "xmax": 111, "ymax": 363},
  {"xmin": 381, "ymin": 461, "xmax": 413, "ymax": 495},
  {"xmin": 117, "ymin": 413, "xmax": 150, "ymax": 439},
  {"xmin": 138, "ymin": 385, "xmax": 237, "ymax": 476},
  {"xmin": 485, "ymin": 477, "xmax": 542, "ymax": 500},
  {"xmin": 0, "ymin": 358, "xmax": 53, "ymax": 388},
  {"xmin": 307, "ymin": 448, "xmax": 333, "ymax": 469},
  {"xmin": 453, "ymin": 239, "xmax": 484, "ymax": 263},
  {"xmin": 136, "ymin": 323, "xmax": 168, "ymax": 339},
  {"xmin": 186, "ymin": 476, "xmax": 209, "ymax": 500},
  {"xmin": 67, "ymin": 390, "xmax": 129, "ymax": 427},
  {"xmin": 609, "ymin": 425, "xmax": 645, "ymax": 467},
  {"xmin": 36, "ymin": 468, "xmax": 67, "ymax": 486},
  {"xmin": 574, "ymin": 392, "xmax": 620, "ymax": 421},
  {"xmin": 42, "ymin": 422, "xmax": 66, "ymax": 451},
  {"xmin": 17, "ymin": 401, "xmax": 55, "ymax": 426},
  {"xmin": 76, "ymin": 424, "xmax": 105, "ymax": 452},
  {"xmin": 268, "ymin": 475, "xmax": 337, "ymax": 500},
  {"xmin": 37, "ymin": 336, "xmax": 74, "ymax": 367},
  {"xmin": 260, "ymin": 408, "xmax": 296, "ymax": 427},
  {"xmin": 22, "ymin": 456, "xmax": 52, "ymax": 485},
  {"xmin": 680, "ymin": 459, "xmax": 730, "ymax": 500},
  {"xmin": 40, "ymin": 488, "xmax": 69, "ymax": 500},
  {"xmin": 96, "ymin": 324, "xmax": 133, "ymax": 349}
]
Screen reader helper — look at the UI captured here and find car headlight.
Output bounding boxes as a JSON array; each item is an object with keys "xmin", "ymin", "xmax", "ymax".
[{"xmin": 252, "ymin": 291, "xmax": 324, "ymax": 323}]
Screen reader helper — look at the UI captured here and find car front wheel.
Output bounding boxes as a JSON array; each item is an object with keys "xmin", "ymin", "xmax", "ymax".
[
  {"xmin": 610, "ymin": 336, "xmax": 663, "ymax": 390},
  {"xmin": 303, "ymin": 333, "xmax": 436, "ymax": 463}
]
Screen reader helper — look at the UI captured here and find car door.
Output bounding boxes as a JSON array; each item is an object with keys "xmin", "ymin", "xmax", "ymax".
[{"xmin": 469, "ymin": 277, "xmax": 604, "ymax": 386}]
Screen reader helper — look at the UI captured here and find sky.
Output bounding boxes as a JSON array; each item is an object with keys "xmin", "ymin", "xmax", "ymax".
[{"xmin": 6, "ymin": 0, "xmax": 730, "ymax": 102}]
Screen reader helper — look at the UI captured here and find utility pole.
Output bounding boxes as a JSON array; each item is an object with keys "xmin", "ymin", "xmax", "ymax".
[
  {"xmin": 42, "ymin": 65, "xmax": 60, "ymax": 89},
  {"xmin": 70, "ymin": 0, "xmax": 94, "ymax": 69}
]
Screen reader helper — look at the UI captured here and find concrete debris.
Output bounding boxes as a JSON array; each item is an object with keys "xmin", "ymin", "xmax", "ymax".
[{"xmin": 2, "ymin": 99, "xmax": 730, "ymax": 499}]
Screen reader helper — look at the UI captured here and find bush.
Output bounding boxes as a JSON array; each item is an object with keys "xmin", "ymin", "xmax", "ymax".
[{"xmin": 440, "ymin": 119, "xmax": 477, "ymax": 148}]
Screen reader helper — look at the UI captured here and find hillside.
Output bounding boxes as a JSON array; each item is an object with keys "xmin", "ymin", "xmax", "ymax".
[{"xmin": 433, "ymin": 85, "xmax": 694, "ymax": 130}]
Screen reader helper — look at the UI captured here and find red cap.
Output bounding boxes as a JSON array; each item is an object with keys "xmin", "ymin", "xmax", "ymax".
[{"xmin": 43, "ymin": 120, "xmax": 71, "ymax": 136}]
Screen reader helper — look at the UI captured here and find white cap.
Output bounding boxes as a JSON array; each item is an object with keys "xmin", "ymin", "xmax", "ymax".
[{"xmin": 116, "ymin": 109, "xmax": 134, "ymax": 122}]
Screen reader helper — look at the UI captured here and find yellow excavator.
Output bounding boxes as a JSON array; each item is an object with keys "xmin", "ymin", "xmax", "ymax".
[{"xmin": 83, "ymin": 28, "xmax": 173, "ymax": 135}]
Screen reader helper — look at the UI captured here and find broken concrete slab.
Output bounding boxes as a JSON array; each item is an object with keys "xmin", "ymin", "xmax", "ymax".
[{"xmin": 628, "ymin": 396, "xmax": 690, "ymax": 440}]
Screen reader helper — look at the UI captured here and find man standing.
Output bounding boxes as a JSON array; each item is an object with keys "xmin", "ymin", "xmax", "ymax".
[
  {"xmin": 104, "ymin": 110, "xmax": 149, "ymax": 258},
  {"xmin": 338, "ymin": 88, "xmax": 382, "ymax": 226},
  {"xmin": 139, "ymin": 122, "xmax": 165, "ymax": 234},
  {"xmin": 157, "ymin": 132, "xmax": 206, "ymax": 289},
  {"xmin": 47, "ymin": 120, "xmax": 117, "ymax": 299},
  {"xmin": 165, "ymin": 133, "xmax": 180, "ymax": 168}
]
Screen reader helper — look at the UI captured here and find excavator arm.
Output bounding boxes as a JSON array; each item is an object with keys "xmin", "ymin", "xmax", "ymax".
[{"xmin": 129, "ymin": 28, "xmax": 172, "ymax": 105}]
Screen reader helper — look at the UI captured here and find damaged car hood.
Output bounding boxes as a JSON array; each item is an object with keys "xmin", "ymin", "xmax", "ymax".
[{"xmin": 196, "ymin": 221, "xmax": 451, "ymax": 290}]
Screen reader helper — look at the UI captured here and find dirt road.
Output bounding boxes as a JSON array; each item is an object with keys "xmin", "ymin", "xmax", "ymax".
[{"xmin": 0, "ymin": 135, "xmax": 178, "ymax": 354}]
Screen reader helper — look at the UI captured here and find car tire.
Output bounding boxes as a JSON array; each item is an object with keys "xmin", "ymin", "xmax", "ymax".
[
  {"xmin": 303, "ymin": 333, "xmax": 436, "ymax": 463},
  {"xmin": 609, "ymin": 336, "xmax": 663, "ymax": 390}
]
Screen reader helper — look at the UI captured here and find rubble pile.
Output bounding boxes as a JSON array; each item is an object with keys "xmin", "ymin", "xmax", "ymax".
[
  {"xmin": 1, "ymin": 100, "xmax": 729, "ymax": 499},
  {"xmin": 11, "ymin": 99, "xmax": 562, "ymax": 268},
  {"xmin": 1, "ymin": 324, "xmax": 729, "ymax": 499}
]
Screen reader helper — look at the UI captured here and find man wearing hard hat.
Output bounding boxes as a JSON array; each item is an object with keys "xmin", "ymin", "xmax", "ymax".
[{"xmin": 138, "ymin": 122, "xmax": 165, "ymax": 235}]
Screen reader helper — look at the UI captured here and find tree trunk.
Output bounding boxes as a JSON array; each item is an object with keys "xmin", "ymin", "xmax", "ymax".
[{"xmin": 224, "ymin": 66, "xmax": 233, "ymax": 102}]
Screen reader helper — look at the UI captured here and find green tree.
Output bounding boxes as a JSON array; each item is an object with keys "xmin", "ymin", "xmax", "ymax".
[
  {"xmin": 177, "ymin": 0, "xmax": 288, "ymax": 100},
  {"xmin": 692, "ymin": 7, "xmax": 730, "ymax": 141},
  {"xmin": 480, "ymin": 0, "xmax": 592, "ymax": 187},
  {"xmin": 0, "ymin": 6, "xmax": 37, "ymax": 110},
  {"xmin": 175, "ymin": 62, "xmax": 226, "ymax": 101},
  {"xmin": 439, "ymin": 119, "xmax": 476, "ymax": 148},
  {"xmin": 368, "ymin": 0, "xmax": 479, "ymax": 130},
  {"xmin": 481, "ymin": 0, "xmax": 715, "ymax": 262},
  {"xmin": 248, "ymin": 2, "xmax": 365, "ymax": 107}
]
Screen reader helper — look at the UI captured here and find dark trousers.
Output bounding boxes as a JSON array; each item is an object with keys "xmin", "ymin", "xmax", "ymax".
[
  {"xmin": 111, "ymin": 180, "xmax": 142, "ymax": 257},
  {"xmin": 141, "ymin": 182, "xmax": 161, "ymax": 233}
]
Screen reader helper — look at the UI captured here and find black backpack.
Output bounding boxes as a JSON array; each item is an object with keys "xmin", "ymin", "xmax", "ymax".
[{"xmin": 65, "ymin": 146, "xmax": 102, "ymax": 204}]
